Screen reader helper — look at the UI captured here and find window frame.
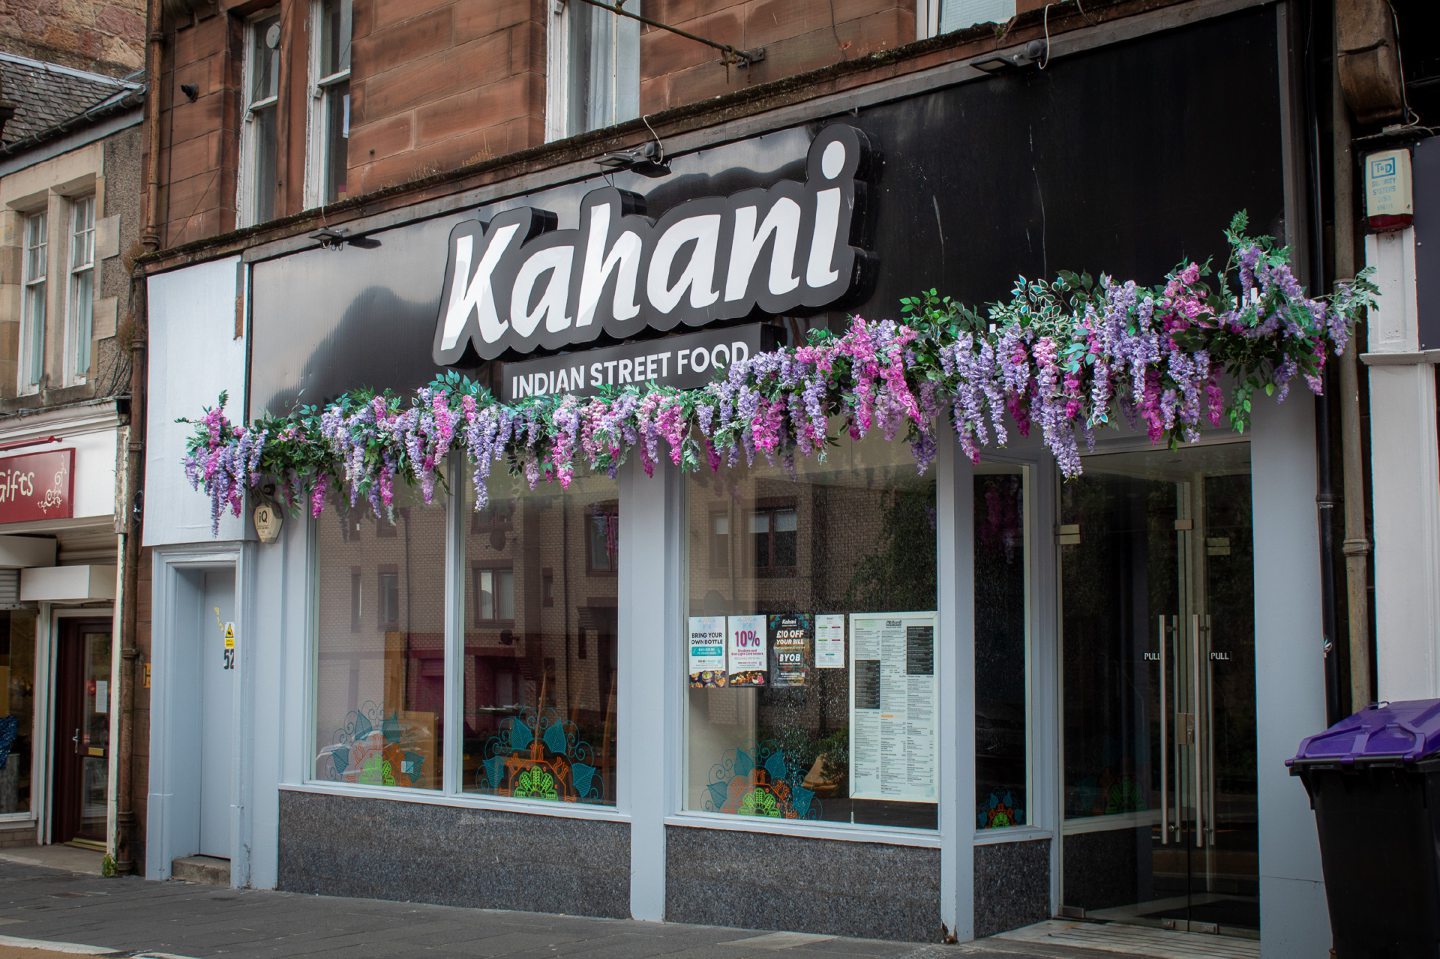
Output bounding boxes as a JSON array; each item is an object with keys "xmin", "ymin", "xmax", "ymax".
[
  {"xmin": 748, "ymin": 501, "xmax": 798, "ymax": 575},
  {"xmin": 918, "ymin": 0, "xmax": 1020, "ymax": 38},
  {"xmin": 18, "ymin": 209, "xmax": 47, "ymax": 395},
  {"xmin": 708, "ymin": 508, "xmax": 732, "ymax": 574},
  {"xmin": 675, "ymin": 446, "xmax": 948, "ymax": 843},
  {"xmin": 972, "ymin": 464, "xmax": 1035, "ymax": 832},
  {"xmin": 304, "ymin": 465, "xmax": 626, "ymax": 820},
  {"xmin": 544, "ymin": 0, "xmax": 641, "ymax": 142},
  {"xmin": 376, "ymin": 565, "xmax": 400, "ymax": 631},
  {"xmin": 239, "ymin": 9, "xmax": 282, "ymax": 228},
  {"xmin": 585, "ymin": 501, "xmax": 620, "ymax": 575},
  {"xmin": 470, "ymin": 562, "xmax": 516, "ymax": 626},
  {"xmin": 305, "ymin": 0, "xmax": 352, "ymax": 208},
  {"xmin": 63, "ymin": 193, "xmax": 96, "ymax": 385}
]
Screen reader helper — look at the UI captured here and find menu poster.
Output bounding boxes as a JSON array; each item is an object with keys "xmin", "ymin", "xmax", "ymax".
[
  {"xmin": 727, "ymin": 614, "xmax": 768, "ymax": 686},
  {"xmin": 815, "ymin": 614, "xmax": 845, "ymax": 669},
  {"xmin": 848, "ymin": 611, "xmax": 939, "ymax": 803},
  {"xmin": 688, "ymin": 615, "xmax": 728, "ymax": 687},
  {"xmin": 768, "ymin": 613, "xmax": 813, "ymax": 688}
]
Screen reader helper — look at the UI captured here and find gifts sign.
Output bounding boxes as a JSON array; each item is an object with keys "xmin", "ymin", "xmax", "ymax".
[{"xmin": 0, "ymin": 448, "xmax": 73, "ymax": 524}]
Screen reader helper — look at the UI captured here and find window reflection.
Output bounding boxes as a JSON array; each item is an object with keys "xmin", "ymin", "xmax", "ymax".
[
  {"xmin": 464, "ymin": 472, "xmax": 617, "ymax": 806},
  {"xmin": 314, "ymin": 485, "xmax": 445, "ymax": 790}
]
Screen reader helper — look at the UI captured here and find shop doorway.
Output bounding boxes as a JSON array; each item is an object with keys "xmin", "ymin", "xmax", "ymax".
[
  {"xmin": 197, "ymin": 570, "xmax": 235, "ymax": 858},
  {"xmin": 1059, "ymin": 442, "xmax": 1258, "ymax": 936},
  {"xmin": 51, "ymin": 619, "xmax": 112, "ymax": 847}
]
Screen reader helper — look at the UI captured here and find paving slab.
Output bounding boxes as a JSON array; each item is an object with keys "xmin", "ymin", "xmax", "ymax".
[{"xmin": 0, "ymin": 860, "xmax": 1195, "ymax": 959}]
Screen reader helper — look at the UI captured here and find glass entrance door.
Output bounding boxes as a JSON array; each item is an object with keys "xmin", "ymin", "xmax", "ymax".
[
  {"xmin": 1060, "ymin": 443, "xmax": 1258, "ymax": 936},
  {"xmin": 52, "ymin": 620, "xmax": 112, "ymax": 846}
]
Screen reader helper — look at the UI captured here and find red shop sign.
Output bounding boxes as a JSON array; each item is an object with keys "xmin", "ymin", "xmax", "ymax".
[{"xmin": 0, "ymin": 449, "xmax": 74, "ymax": 523}]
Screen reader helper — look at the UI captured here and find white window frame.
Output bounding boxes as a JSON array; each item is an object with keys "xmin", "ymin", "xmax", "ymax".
[
  {"xmin": 918, "ymin": 0, "xmax": 1019, "ymax": 39},
  {"xmin": 300, "ymin": 462, "xmax": 627, "ymax": 822},
  {"xmin": 239, "ymin": 10, "xmax": 282, "ymax": 227},
  {"xmin": 18, "ymin": 209, "xmax": 47, "ymax": 395},
  {"xmin": 63, "ymin": 193, "xmax": 96, "ymax": 386},
  {"xmin": 544, "ymin": 0, "xmax": 641, "ymax": 142},
  {"xmin": 305, "ymin": 0, "xmax": 351, "ymax": 208}
]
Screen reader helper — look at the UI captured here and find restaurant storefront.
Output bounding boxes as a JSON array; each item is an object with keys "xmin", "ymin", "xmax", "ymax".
[{"xmin": 145, "ymin": 3, "xmax": 1337, "ymax": 951}]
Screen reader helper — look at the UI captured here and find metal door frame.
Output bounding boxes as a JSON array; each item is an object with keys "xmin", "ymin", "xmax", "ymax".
[{"xmin": 1056, "ymin": 438, "xmax": 1256, "ymax": 935}]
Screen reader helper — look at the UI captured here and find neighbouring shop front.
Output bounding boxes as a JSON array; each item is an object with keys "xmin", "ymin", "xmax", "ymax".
[
  {"xmin": 146, "ymin": 3, "xmax": 1336, "ymax": 950},
  {"xmin": 0, "ymin": 402, "xmax": 123, "ymax": 853}
]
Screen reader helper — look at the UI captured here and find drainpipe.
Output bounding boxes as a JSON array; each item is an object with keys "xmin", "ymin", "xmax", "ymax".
[
  {"xmin": 1304, "ymin": 3, "xmax": 1343, "ymax": 726},
  {"xmin": 116, "ymin": 0, "xmax": 165, "ymax": 876},
  {"xmin": 1332, "ymin": 20, "xmax": 1374, "ymax": 714}
]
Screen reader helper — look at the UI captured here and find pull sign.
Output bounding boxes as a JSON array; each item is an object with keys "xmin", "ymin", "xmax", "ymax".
[
  {"xmin": 1057, "ymin": 523, "xmax": 1081, "ymax": 546},
  {"xmin": 223, "ymin": 621, "xmax": 237, "ymax": 670}
]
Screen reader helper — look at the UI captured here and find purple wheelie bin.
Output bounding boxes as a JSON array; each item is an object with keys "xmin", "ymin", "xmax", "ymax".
[{"xmin": 1288, "ymin": 699, "xmax": 1440, "ymax": 958}]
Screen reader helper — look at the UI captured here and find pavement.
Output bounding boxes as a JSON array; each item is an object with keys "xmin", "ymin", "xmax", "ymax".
[{"xmin": 0, "ymin": 852, "xmax": 1190, "ymax": 959}]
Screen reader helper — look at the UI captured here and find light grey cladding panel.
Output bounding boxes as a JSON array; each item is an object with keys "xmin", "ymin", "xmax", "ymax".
[
  {"xmin": 144, "ymin": 257, "xmax": 247, "ymax": 546},
  {"xmin": 1251, "ymin": 395, "xmax": 1330, "ymax": 958}
]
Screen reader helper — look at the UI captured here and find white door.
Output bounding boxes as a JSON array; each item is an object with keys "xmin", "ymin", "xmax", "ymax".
[{"xmin": 198, "ymin": 570, "xmax": 235, "ymax": 858}]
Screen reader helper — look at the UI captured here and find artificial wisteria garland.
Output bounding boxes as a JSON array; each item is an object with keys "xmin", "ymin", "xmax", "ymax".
[{"xmin": 182, "ymin": 214, "xmax": 1376, "ymax": 534}]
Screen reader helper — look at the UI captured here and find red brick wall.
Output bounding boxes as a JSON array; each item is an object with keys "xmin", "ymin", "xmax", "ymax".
[
  {"xmin": 640, "ymin": 0, "xmax": 913, "ymax": 114},
  {"xmin": 0, "ymin": 0, "xmax": 146, "ymax": 75},
  {"xmin": 148, "ymin": 0, "xmax": 1055, "ymax": 251},
  {"xmin": 347, "ymin": 0, "xmax": 546, "ymax": 196},
  {"xmin": 159, "ymin": 10, "xmax": 239, "ymax": 247}
]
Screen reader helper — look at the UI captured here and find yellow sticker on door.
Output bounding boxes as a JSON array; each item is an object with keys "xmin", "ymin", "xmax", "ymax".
[{"xmin": 221, "ymin": 618, "xmax": 237, "ymax": 671}]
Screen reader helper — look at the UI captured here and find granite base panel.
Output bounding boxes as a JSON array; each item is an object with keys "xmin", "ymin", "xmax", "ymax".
[
  {"xmin": 1062, "ymin": 825, "xmax": 1151, "ymax": 913},
  {"xmin": 278, "ymin": 790, "xmax": 630, "ymax": 918},
  {"xmin": 664, "ymin": 826, "xmax": 941, "ymax": 942},
  {"xmin": 973, "ymin": 837, "xmax": 1051, "ymax": 938}
]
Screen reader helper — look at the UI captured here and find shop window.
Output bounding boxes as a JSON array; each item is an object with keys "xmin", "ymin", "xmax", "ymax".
[
  {"xmin": 545, "ymin": 0, "xmax": 640, "ymax": 141},
  {"xmin": 683, "ymin": 431, "xmax": 938, "ymax": 829},
  {"xmin": 0, "ymin": 610, "xmax": 38, "ymax": 815},
  {"xmin": 240, "ymin": 11, "xmax": 282, "ymax": 227},
  {"xmin": 750, "ymin": 505, "xmax": 797, "ymax": 573},
  {"xmin": 975, "ymin": 468, "xmax": 1029, "ymax": 829},
  {"xmin": 314, "ymin": 485, "xmax": 445, "ymax": 790},
  {"xmin": 473, "ymin": 565, "xmax": 515, "ymax": 624},
  {"xmin": 463, "ymin": 471, "xmax": 618, "ymax": 806},
  {"xmin": 18, "ymin": 210, "xmax": 46, "ymax": 394},
  {"xmin": 308, "ymin": 0, "xmax": 351, "ymax": 206},
  {"xmin": 586, "ymin": 503, "xmax": 618, "ymax": 574},
  {"xmin": 64, "ymin": 194, "xmax": 95, "ymax": 384}
]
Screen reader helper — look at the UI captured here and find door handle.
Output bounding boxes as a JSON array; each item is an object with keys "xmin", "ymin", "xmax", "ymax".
[
  {"xmin": 1192, "ymin": 613, "xmax": 1204, "ymax": 850},
  {"xmin": 72, "ymin": 727, "xmax": 81, "ymax": 753},
  {"xmin": 1159, "ymin": 614, "xmax": 1169, "ymax": 845},
  {"xmin": 1205, "ymin": 613, "xmax": 1216, "ymax": 848}
]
